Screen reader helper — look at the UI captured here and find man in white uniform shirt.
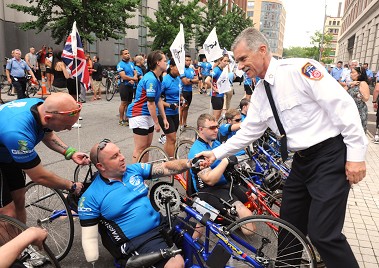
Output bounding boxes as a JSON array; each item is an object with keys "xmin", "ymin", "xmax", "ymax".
[{"xmin": 198, "ymin": 28, "xmax": 366, "ymax": 268}]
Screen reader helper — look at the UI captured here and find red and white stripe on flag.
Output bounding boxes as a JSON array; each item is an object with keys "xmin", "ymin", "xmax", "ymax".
[{"xmin": 62, "ymin": 21, "xmax": 90, "ymax": 90}]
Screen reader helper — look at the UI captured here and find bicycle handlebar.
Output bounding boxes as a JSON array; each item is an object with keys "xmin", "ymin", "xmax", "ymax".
[{"xmin": 125, "ymin": 248, "xmax": 181, "ymax": 268}]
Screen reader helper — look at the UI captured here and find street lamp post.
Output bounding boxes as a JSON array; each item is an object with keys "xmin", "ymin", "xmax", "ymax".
[{"xmin": 319, "ymin": 1, "xmax": 327, "ymax": 61}]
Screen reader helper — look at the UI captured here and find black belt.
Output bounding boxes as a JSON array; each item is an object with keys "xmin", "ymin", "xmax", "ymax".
[{"xmin": 296, "ymin": 135, "xmax": 341, "ymax": 157}]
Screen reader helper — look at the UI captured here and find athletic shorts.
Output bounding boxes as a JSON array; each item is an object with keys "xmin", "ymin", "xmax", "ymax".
[
  {"xmin": 244, "ymin": 84, "xmax": 253, "ymax": 95},
  {"xmin": 158, "ymin": 114, "xmax": 179, "ymax": 135},
  {"xmin": 198, "ymin": 183, "xmax": 248, "ymax": 216},
  {"xmin": 182, "ymin": 91, "xmax": 193, "ymax": 106},
  {"xmin": 211, "ymin": 96, "xmax": 224, "ymax": 110},
  {"xmin": 202, "ymin": 75, "xmax": 211, "ymax": 83},
  {"xmin": 0, "ymin": 162, "xmax": 26, "ymax": 207},
  {"xmin": 119, "ymin": 84, "xmax": 134, "ymax": 102}
]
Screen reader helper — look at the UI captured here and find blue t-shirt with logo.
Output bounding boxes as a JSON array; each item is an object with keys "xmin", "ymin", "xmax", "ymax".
[
  {"xmin": 180, "ymin": 67, "xmax": 196, "ymax": 92},
  {"xmin": 211, "ymin": 66, "xmax": 224, "ymax": 98},
  {"xmin": 198, "ymin": 61, "xmax": 212, "ymax": 76},
  {"xmin": 161, "ymin": 74, "xmax": 180, "ymax": 116},
  {"xmin": 0, "ymin": 98, "xmax": 46, "ymax": 167},
  {"xmin": 188, "ymin": 138, "xmax": 227, "ymax": 192},
  {"xmin": 78, "ymin": 163, "xmax": 161, "ymax": 240},
  {"xmin": 126, "ymin": 71, "xmax": 161, "ymax": 117},
  {"xmin": 117, "ymin": 60, "xmax": 135, "ymax": 86}
]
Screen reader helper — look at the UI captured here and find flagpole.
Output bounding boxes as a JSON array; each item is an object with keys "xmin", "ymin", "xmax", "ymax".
[{"xmin": 74, "ymin": 56, "xmax": 81, "ymax": 151}]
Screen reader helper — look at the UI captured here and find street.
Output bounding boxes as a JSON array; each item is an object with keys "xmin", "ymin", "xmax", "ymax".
[{"xmin": 1, "ymin": 82, "xmax": 379, "ymax": 267}]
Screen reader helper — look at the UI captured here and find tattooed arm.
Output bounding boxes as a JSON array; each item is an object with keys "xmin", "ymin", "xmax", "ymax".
[
  {"xmin": 42, "ymin": 132, "xmax": 90, "ymax": 165},
  {"xmin": 42, "ymin": 132, "xmax": 69, "ymax": 154},
  {"xmin": 151, "ymin": 159, "xmax": 192, "ymax": 179}
]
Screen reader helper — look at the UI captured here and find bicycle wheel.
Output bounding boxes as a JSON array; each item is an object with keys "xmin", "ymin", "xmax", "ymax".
[
  {"xmin": 179, "ymin": 126, "xmax": 198, "ymax": 143},
  {"xmin": 174, "ymin": 140, "xmax": 193, "ymax": 160},
  {"xmin": 226, "ymin": 215, "xmax": 316, "ymax": 267},
  {"xmin": 26, "ymin": 80, "xmax": 41, "ymax": 97},
  {"xmin": 0, "ymin": 214, "xmax": 60, "ymax": 267},
  {"xmin": 74, "ymin": 163, "xmax": 97, "ymax": 183},
  {"xmin": 25, "ymin": 182, "xmax": 74, "ymax": 261},
  {"xmin": 105, "ymin": 78, "xmax": 114, "ymax": 101},
  {"xmin": 137, "ymin": 146, "xmax": 173, "ymax": 188}
]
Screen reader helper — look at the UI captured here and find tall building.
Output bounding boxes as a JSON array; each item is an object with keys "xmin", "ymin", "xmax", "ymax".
[
  {"xmin": 324, "ymin": 13, "xmax": 342, "ymax": 63},
  {"xmin": 338, "ymin": 0, "xmax": 379, "ymax": 71},
  {"xmin": 246, "ymin": 0, "xmax": 286, "ymax": 58}
]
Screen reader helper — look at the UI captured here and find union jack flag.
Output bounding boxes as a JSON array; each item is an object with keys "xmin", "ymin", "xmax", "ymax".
[{"xmin": 62, "ymin": 21, "xmax": 90, "ymax": 90}]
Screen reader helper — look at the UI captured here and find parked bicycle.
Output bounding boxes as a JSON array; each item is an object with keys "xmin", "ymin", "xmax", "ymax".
[{"xmin": 103, "ymin": 70, "xmax": 120, "ymax": 101}]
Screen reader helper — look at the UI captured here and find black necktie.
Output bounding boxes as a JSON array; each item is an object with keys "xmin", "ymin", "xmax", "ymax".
[{"xmin": 264, "ymin": 80, "xmax": 288, "ymax": 161}]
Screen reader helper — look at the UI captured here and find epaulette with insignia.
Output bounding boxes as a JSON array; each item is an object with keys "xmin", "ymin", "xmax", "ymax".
[{"xmin": 301, "ymin": 62, "xmax": 324, "ymax": 80}]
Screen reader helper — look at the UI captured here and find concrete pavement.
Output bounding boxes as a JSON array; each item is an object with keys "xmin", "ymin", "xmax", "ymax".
[{"xmin": 1, "ymin": 83, "xmax": 378, "ymax": 267}]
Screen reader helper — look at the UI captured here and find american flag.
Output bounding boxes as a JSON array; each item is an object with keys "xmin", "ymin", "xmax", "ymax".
[{"xmin": 62, "ymin": 21, "xmax": 90, "ymax": 90}]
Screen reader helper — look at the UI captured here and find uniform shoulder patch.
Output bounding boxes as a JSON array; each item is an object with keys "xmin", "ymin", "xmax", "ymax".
[{"xmin": 301, "ymin": 62, "xmax": 324, "ymax": 80}]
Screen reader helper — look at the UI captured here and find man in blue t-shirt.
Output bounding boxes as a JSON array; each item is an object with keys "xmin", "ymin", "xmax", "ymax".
[
  {"xmin": 188, "ymin": 114, "xmax": 254, "ymax": 229},
  {"xmin": 179, "ymin": 55, "xmax": 199, "ymax": 128},
  {"xmin": 79, "ymin": 140, "xmax": 205, "ymax": 267},
  {"xmin": 116, "ymin": 49, "xmax": 138, "ymax": 126},
  {"xmin": 0, "ymin": 93, "xmax": 89, "ymax": 224},
  {"xmin": 198, "ymin": 57, "xmax": 212, "ymax": 94}
]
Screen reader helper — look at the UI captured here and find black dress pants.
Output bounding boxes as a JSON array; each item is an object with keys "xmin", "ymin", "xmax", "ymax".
[{"xmin": 279, "ymin": 135, "xmax": 359, "ymax": 268}]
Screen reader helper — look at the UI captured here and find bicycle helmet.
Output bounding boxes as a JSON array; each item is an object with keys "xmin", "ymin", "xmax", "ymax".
[{"xmin": 262, "ymin": 169, "xmax": 283, "ymax": 192}]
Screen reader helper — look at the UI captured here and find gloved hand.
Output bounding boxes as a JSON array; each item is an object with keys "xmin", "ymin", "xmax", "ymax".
[
  {"xmin": 191, "ymin": 156, "xmax": 205, "ymax": 168},
  {"xmin": 227, "ymin": 155, "xmax": 238, "ymax": 167}
]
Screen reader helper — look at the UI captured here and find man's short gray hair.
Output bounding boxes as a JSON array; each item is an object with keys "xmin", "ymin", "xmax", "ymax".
[{"xmin": 231, "ymin": 27, "xmax": 271, "ymax": 54}]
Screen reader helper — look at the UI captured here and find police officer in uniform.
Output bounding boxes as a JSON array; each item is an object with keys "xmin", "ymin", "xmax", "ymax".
[
  {"xmin": 198, "ymin": 27, "xmax": 367, "ymax": 268},
  {"xmin": 6, "ymin": 49, "xmax": 37, "ymax": 99}
]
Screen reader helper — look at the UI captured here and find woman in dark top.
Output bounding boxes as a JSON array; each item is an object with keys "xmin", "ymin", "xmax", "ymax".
[{"xmin": 51, "ymin": 50, "xmax": 70, "ymax": 92}]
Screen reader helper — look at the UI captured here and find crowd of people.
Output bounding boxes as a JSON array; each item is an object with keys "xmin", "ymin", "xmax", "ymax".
[{"xmin": 0, "ymin": 25, "xmax": 376, "ymax": 268}]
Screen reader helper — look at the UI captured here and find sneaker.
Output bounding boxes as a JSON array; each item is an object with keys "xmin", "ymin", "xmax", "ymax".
[
  {"xmin": 72, "ymin": 122, "xmax": 81, "ymax": 128},
  {"xmin": 118, "ymin": 120, "xmax": 128, "ymax": 126},
  {"xmin": 22, "ymin": 262, "xmax": 34, "ymax": 268},
  {"xmin": 158, "ymin": 134, "xmax": 166, "ymax": 144},
  {"xmin": 79, "ymin": 116, "xmax": 83, "ymax": 120},
  {"xmin": 23, "ymin": 246, "xmax": 46, "ymax": 266},
  {"xmin": 374, "ymin": 135, "xmax": 379, "ymax": 144}
]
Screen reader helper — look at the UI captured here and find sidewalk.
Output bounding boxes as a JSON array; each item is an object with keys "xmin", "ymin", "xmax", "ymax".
[{"xmin": 344, "ymin": 135, "xmax": 379, "ymax": 268}]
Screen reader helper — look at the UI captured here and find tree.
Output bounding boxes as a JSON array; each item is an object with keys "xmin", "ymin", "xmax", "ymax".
[
  {"xmin": 195, "ymin": 0, "xmax": 253, "ymax": 50},
  {"xmin": 8, "ymin": 0, "xmax": 140, "ymax": 45},
  {"xmin": 309, "ymin": 30, "xmax": 334, "ymax": 62},
  {"xmin": 283, "ymin": 47, "xmax": 309, "ymax": 58},
  {"xmin": 144, "ymin": 0, "xmax": 203, "ymax": 53}
]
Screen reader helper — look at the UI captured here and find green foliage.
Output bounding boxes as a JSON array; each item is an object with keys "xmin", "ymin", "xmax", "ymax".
[
  {"xmin": 7, "ymin": 0, "xmax": 140, "ymax": 44},
  {"xmin": 195, "ymin": 0, "xmax": 253, "ymax": 50},
  {"xmin": 283, "ymin": 30, "xmax": 334, "ymax": 62},
  {"xmin": 144, "ymin": 0, "xmax": 203, "ymax": 53}
]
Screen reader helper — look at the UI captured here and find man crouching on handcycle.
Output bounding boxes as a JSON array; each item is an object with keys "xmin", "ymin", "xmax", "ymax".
[
  {"xmin": 188, "ymin": 113, "xmax": 255, "ymax": 236},
  {"xmin": 78, "ymin": 140, "xmax": 208, "ymax": 268}
]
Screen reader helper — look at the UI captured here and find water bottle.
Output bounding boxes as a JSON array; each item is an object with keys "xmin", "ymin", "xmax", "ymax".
[{"xmin": 192, "ymin": 197, "xmax": 219, "ymax": 221}]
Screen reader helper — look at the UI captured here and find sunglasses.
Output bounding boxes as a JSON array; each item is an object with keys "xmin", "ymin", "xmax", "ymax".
[
  {"xmin": 202, "ymin": 125, "xmax": 219, "ymax": 130},
  {"xmin": 96, "ymin": 138, "xmax": 111, "ymax": 164},
  {"xmin": 46, "ymin": 102, "xmax": 82, "ymax": 117},
  {"xmin": 233, "ymin": 118, "xmax": 241, "ymax": 122}
]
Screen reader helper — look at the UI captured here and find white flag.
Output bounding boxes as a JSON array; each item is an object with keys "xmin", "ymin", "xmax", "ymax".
[
  {"xmin": 217, "ymin": 67, "xmax": 231, "ymax": 94},
  {"xmin": 71, "ymin": 21, "xmax": 78, "ymax": 57},
  {"xmin": 203, "ymin": 28, "xmax": 223, "ymax": 62},
  {"xmin": 170, "ymin": 24, "xmax": 185, "ymax": 75}
]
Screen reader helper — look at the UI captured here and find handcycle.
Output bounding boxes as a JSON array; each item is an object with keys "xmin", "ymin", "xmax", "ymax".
[
  {"xmin": 0, "ymin": 212, "xmax": 60, "ymax": 267},
  {"xmin": 146, "ymin": 185, "xmax": 317, "ymax": 267}
]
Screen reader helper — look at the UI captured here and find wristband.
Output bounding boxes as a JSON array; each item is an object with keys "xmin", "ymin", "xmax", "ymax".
[
  {"xmin": 64, "ymin": 147, "xmax": 78, "ymax": 160},
  {"xmin": 373, "ymin": 101, "xmax": 377, "ymax": 103}
]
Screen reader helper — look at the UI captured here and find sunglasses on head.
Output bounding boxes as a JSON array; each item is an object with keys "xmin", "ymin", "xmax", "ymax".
[
  {"xmin": 96, "ymin": 138, "xmax": 111, "ymax": 164},
  {"xmin": 202, "ymin": 125, "xmax": 219, "ymax": 130},
  {"xmin": 46, "ymin": 102, "xmax": 82, "ymax": 117}
]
